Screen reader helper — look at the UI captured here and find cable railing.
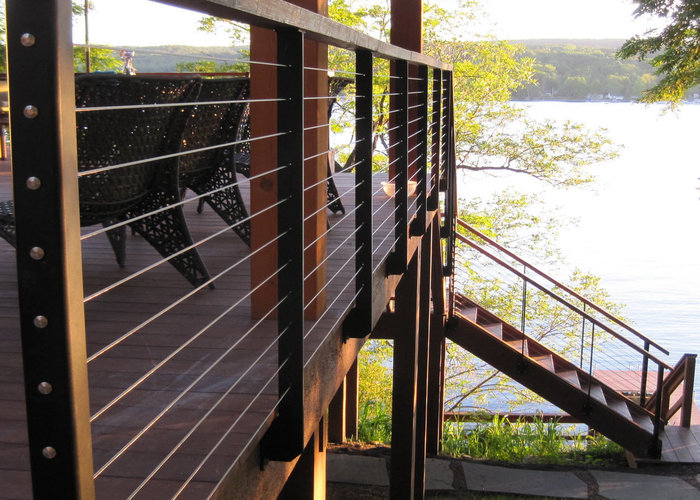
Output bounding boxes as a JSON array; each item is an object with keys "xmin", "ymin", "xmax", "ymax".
[
  {"xmin": 2, "ymin": 0, "xmax": 455, "ymax": 498},
  {"xmin": 452, "ymin": 217, "xmax": 696, "ymax": 443}
]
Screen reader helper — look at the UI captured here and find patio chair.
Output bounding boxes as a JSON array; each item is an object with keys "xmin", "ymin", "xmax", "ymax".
[
  {"xmin": 0, "ymin": 74, "xmax": 212, "ymax": 288},
  {"xmin": 179, "ymin": 77, "xmax": 251, "ymax": 246}
]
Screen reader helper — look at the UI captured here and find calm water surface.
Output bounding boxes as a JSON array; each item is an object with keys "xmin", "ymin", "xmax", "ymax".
[{"xmin": 460, "ymin": 101, "xmax": 700, "ymax": 400}]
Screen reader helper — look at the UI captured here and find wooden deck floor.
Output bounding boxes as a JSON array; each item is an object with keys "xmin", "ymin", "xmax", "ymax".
[{"xmin": 0, "ymin": 159, "xmax": 405, "ymax": 499}]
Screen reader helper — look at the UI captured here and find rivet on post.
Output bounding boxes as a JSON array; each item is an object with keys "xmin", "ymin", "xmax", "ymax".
[
  {"xmin": 42, "ymin": 447, "xmax": 57, "ymax": 459},
  {"xmin": 20, "ymin": 33, "xmax": 36, "ymax": 47},
  {"xmin": 38, "ymin": 382, "xmax": 53, "ymax": 395},
  {"xmin": 23, "ymin": 105, "xmax": 39, "ymax": 119},
  {"xmin": 33, "ymin": 315, "xmax": 48, "ymax": 329},
  {"xmin": 29, "ymin": 247, "xmax": 45, "ymax": 260},
  {"xmin": 26, "ymin": 177, "xmax": 41, "ymax": 190}
]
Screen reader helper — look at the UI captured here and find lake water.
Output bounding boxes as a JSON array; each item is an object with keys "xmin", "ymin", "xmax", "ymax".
[{"xmin": 459, "ymin": 101, "xmax": 700, "ymax": 403}]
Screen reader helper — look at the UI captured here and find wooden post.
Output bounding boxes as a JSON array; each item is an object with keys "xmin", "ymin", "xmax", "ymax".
[
  {"xmin": 279, "ymin": 417, "xmax": 328, "ymax": 500},
  {"xmin": 250, "ymin": 0, "xmax": 328, "ymax": 319},
  {"xmin": 346, "ymin": 359, "xmax": 359, "ymax": 440},
  {"xmin": 427, "ymin": 215, "xmax": 447, "ymax": 453},
  {"xmin": 414, "ymin": 222, "xmax": 433, "ymax": 496},
  {"xmin": 390, "ymin": 251, "xmax": 421, "ymax": 500},
  {"xmin": 681, "ymin": 354, "xmax": 697, "ymax": 427},
  {"xmin": 389, "ymin": 0, "xmax": 422, "ymax": 180},
  {"xmin": 328, "ymin": 378, "xmax": 346, "ymax": 443}
]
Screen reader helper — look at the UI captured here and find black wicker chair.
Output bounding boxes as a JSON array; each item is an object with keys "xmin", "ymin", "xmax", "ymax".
[
  {"xmin": 200, "ymin": 76, "xmax": 349, "ymax": 239},
  {"xmin": 0, "ymin": 74, "xmax": 212, "ymax": 288},
  {"xmin": 179, "ymin": 77, "xmax": 251, "ymax": 246}
]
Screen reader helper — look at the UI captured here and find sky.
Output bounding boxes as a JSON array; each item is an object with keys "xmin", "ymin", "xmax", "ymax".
[{"xmin": 75, "ymin": 0, "xmax": 663, "ymax": 48}]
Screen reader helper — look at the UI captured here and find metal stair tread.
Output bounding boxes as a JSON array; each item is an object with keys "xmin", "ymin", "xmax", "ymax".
[
  {"xmin": 533, "ymin": 355, "xmax": 555, "ymax": 372},
  {"xmin": 505, "ymin": 339, "xmax": 528, "ymax": 355},
  {"xmin": 582, "ymin": 382, "xmax": 607, "ymax": 404},
  {"xmin": 459, "ymin": 307, "xmax": 478, "ymax": 322},
  {"xmin": 606, "ymin": 396, "xmax": 633, "ymax": 420},
  {"xmin": 482, "ymin": 323, "xmax": 503, "ymax": 338},
  {"xmin": 556, "ymin": 370, "xmax": 581, "ymax": 389}
]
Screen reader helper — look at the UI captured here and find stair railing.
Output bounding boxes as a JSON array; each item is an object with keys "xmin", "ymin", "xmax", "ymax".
[
  {"xmin": 645, "ymin": 354, "xmax": 697, "ymax": 427},
  {"xmin": 453, "ymin": 219, "xmax": 687, "ymax": 437}
]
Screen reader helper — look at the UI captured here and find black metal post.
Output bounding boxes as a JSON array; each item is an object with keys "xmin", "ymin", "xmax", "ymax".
[
  {"xmin": 640, "ymin": 340, "xmax": 650, "ymax": 406},
  {"xmin": 6, "ymin": 0, "xmax": 95, "ymax": 497},
  {"xmin": 343, "ymin": 49, "xmax": 374, "ymax": 338},
  {"xmin": 442, "ymin": 71, "xmax": 457, "ymax": 279},
  {"xmin": 579, "ymin": 304, "xmax": 587, "ymax": 369},
  {"xmin": 387, "ymin": 59, "xmax": 409, "ymax": 276},
  {"xmin": 410, "ymin": 64, "xmax": 429, "ymax": 237},
  {"xmin": 520, "ymin": 266, "xmax": 528, "ymax": 334},
  {"xmin": 265, "ymin": 27, "xmax": 305, "ymax": 462},
  {"xmin": 428, "ymin": 68, "xmax": 441, "ymax": 211},
  {"xmin": 651, "ymin": 365, "xmax": 665, "ymax": 457}
]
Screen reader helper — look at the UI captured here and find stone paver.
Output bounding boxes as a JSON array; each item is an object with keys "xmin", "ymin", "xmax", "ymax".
[
  {"xmin": 425, "ymin": 458, "xmax": 455, "ymax": 490},
  {"xmin": 326, "ymin": 454, "xmax": 389, "ymax": 486},
  {"xmin": 462, "ymin": 461, "xmax": 589, "ymax": 499},
  {"xmin": 592, "ymin": 470, "xmax": 700, "ymax": 500}
]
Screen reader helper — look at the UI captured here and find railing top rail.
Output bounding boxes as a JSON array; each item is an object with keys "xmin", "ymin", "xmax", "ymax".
[
  {"xmin": 455, "ymin": 232, "xmax": 673, "ymax": 370},
  {"xmin": 163, "ymin": 0, "xmax": 452, "ymax": 70},
  {"xmin": 457, "ymin": 218, "xmax": 670, "ymax": 356}
]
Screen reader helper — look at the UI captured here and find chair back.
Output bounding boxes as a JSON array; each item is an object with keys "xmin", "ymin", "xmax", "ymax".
[
  {"xmin": 75, "ymin": 74, "xmax": 200, "ymax": 225},
  {"xmin": 178, "ymin": 77, "xmax": 249, "ymax": 188}
]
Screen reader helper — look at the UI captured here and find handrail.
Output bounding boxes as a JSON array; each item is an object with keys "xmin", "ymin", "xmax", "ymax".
[
  {"xmin": 645, "ymin": 353, "xmax": 696, "ymax": 426},
  {"xmin": 456, "ymin": 231, "xmax": 673, "ymax": 370},
  {"xmin": 457, "ymin": 218, "xmax": 670, "ymax": 356},
  {"xmin": 163, "ymin": 0, "xmax": 452, "ymax": 70}
]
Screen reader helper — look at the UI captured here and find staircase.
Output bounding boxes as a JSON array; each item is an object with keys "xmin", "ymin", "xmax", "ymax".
[
  {"xmin": 449, "ymin": 295, "xmax": 660, "ymax": 457},
  {"xmin": 448, "ymin": 219, "xmax": 697, "ymax": 459}
]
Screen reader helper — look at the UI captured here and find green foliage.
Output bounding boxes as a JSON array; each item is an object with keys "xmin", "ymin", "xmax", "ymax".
[
  {"xmin": 357, "ymin": 340, "xmax": 393, "ymax": 443},
  {"xmin": 618, "ymin": 0, "xmax": 700, "ymax": 104},
  {"xmin": 510, "ymin": 43, "xmax": 675, "ymax": 101},
  {"xmin": 441, "ymin": 415, "xmax": 624, "ymax": 466},
  {"xmin": 73, "ymin": 47, "xmax": 122, "ymax": 73}
]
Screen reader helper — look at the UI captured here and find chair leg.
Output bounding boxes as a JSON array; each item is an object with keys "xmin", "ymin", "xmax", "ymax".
[
  {"xmin": 190, "ymin": 165, "xmax": 251, "ymax": 247},
  {"xmin": 327, "ymin": 162, "xmax": 345, "ymax": 215},
  {"xmin": 128, "ymin": 191, "xmax": 213, "ymax": 288},
  {"xmin": 104, "ymin": 222, "xmax": 127, "ymax": 268}
]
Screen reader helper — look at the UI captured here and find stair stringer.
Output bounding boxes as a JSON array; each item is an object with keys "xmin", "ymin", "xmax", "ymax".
[{"xmin": 448, "ymin": 311, "xmax": 660, "ymax": 458}]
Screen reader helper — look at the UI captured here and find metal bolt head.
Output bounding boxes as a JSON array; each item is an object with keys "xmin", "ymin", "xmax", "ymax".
[
  {"xmin": 29, "ymin": 247, "xmax": 45, "ymax": 260},
  {"xmin": 33, "ymin": 315, "xmax": 48, "ymax": 329},
  {"xmin": 26, "ymin": 177, "xmax": 41, "ymax": 190},
  {"xmin": 23, "ymin": 105, "xmax": 39, "ymax": 119},
  {"xmin": 38, "ymin": 382, "xmax": 53, "ymax": 395},
  {"xmin": 42, "ymin": 446, "xmax": 56, "ymax": 459},
  {"xmin": 20, "ymin": 33, "xmax": 36, "ymax": 47}
]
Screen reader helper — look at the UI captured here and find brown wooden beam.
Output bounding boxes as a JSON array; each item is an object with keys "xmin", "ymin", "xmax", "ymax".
[
  {"xmin": 346, "ymin": 359, "xmax": 359, "ymax": 440},
  {"xmin": 328, "ymin": 377, "xmax": 346, "ymax": 443},
  {"xmin": 279, "ymin": 417, "xmax": 327, "ymax": 500},
  {"xmin": 414, "ymin": 222, "xmax": 432, "ymax": 497},
  {"xmin": 390, "ymin": 251, "xmax": 420, "ymax": 500},
  {"xmin": 427, "ymin": 212, "xmax": 446, "ymax": 454}
]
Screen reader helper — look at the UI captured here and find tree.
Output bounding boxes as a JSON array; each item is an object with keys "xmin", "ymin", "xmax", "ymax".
[
  {"xmin": 618, "ymin": 0, "xmax": 700, "ymax": 103},
  {"xmin": 0, "ymin": 2, "xmax": 121, "ymax": 73}
]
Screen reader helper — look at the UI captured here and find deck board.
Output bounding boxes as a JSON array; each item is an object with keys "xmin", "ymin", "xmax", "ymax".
[{"xmin": 0, "ymin": 157, "xmax": 409, "ymax": 499}]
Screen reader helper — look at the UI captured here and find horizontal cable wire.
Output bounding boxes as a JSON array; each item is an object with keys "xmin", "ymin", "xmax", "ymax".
[
  {"xmin": 86, "ymin": 229, "xmax": 288, "ymax": 362},
  {"xmin": 82, "ymin": 163, "xmax": 287, "ymax": 242},
  {"xmin": 304, "ymin": 265, "xmax": 363, "ymax": 341},
  {"xmin": 74, "ymin": 43, "xmax": 287, "ymax": 67},
  {"xmin": 92, "ymin": 287, "xmax": 290, "ymax": 479},
  {"xmin": 304, "ymin": 201, "xmax": 363, "ymax": 252},
  {"xmin": 306, "ymin": 66, "xmax": 362, "ymax": 77},
  {"xmin": 304, "ymin": 245, "xmax": 362, "ymax": 312},
  {"xmin": 126, "ymin": 308, "xmax": 288, "ymax": 499},
  {"xmin": 304, "ymin": 284, "xmax": 364, "ymax": 368},
  {"xmin": 373, "ymin": 220, "xmax": 403, "ymax": 273},
  {"xmin": 202, "ymin": 385, "xmax": 291, "ymax": 500},
  {"xmin": 304, "ymin": 148, "xmax": 334, "ymax": 162},
  {"xmin": 83, "ymin": 195, "xmax": 287, "ymax": 303},
  {"xmin": 78, "ymin": 131, "xmax": 287, "ymax": 178},
  {"xmin": 76, "ymin": 97, "xmax": 283, "ymax": 113},
  {"xmin": 303, "ymin": 184, "xmax": 356, "ymax": 222},
  {"xmin": 89, "ymin": 264, "xmax": 287, "ymax": 425},
  {"xmin": 303, "ymin": 95, "xmax": 336, "ymax": 101},
  {"xmin": 305, "ymin": 224, "xmax": 363, "ymax": 280}
]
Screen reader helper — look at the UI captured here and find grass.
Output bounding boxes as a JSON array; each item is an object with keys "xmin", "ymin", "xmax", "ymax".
[{"xmin": 440, "ymin": 414, "xmax": 625, "ymax": 466}]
